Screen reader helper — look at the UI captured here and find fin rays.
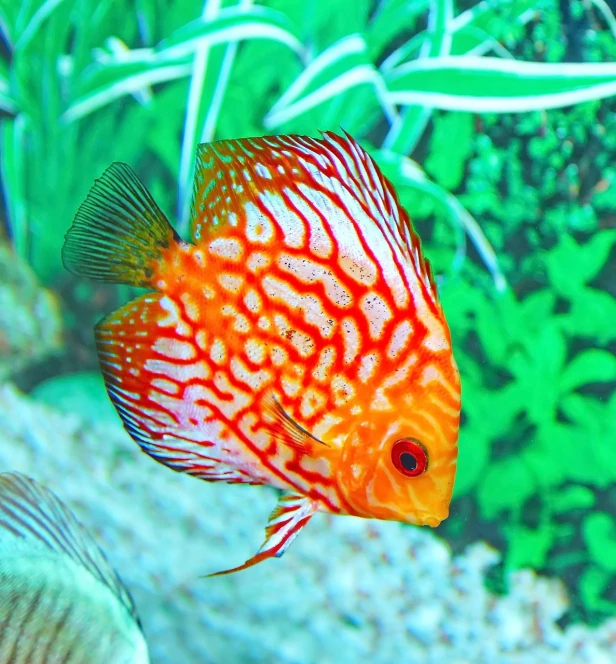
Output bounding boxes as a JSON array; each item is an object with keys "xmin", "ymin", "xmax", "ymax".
[
  {"xmin": 0, "ymin": 473, "xmax": 140, "ymax": 622},
  {"xmin": 62, "ymin": 162, "xmax": 181, "ymax": 287}
]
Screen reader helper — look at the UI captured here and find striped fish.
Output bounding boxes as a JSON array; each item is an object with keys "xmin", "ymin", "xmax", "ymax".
[
  {"xmin": 62, "ymin": 131, "xmax": 461, "ymax": 575},
  {"xmin": 0, "ymin": 472, "xmax": 149, "ymax": 663}
]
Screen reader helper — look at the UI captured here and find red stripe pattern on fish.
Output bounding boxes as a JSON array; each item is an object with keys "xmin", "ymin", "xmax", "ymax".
[{"xmin": 62, "ymin": 131, "xmax": 461, "ymax": 575}]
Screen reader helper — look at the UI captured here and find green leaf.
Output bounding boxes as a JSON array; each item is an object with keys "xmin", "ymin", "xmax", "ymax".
[
  {"xmin": 424, "ymin": 112, "xmax": 474, "ymax": 190},
  {"xmin": 552, "ymin": 486, "xmax": 595, "ymax": 513},
  {"xmin": 64, "ymin": 6, "xmax": 303, "ymax": 123},
  {"xmin": 453, "ymin": 424, "xmax": 490, "ymax": 498},
  {"xmin": 366, "ymin": 0, "xmax": 429, "ymax": 60},
  {"xmin": 265, "ymin": 34, "xmax": 391, "ymax": 129},
  {"xmin": 536, "ymin": 421, "xmax": 616, "ymax": 487},
  {"xmin": 519, "ymin": 289, "xmax": 555, "ymax": 333},
  {"xmin": 375, "ymin": 150, "xmax": 506, "ymax": 291},
  {"xmin": 177, "ymin": 0, "xmax": 253, "ymax": 231},
  {"xmin": 448, "ymin": 0, "xmax": 537, "ymax": 57},
  {"xmin": 383, "ymin": 0, "xmax": 453, "ymax": 154},
  {"xmin": 504, "ymin": 523, "xmax": 553, "ymax": 570},
  {"xmin": 157, "ymin": 5, "xmax": 303, "ymax": 59},
  {"xmin": 386, "ymin": 57, "xmax": 616, "ymax": 112},
  {"xmin": 563, "ymin": 288, "xmax": 616, "ymax": 343},
  {"xmin": 509, "ymin": 323, "xmax": 566, "ymax": 425},
  {"xmin": 13, "ymin": 0, "xmax": 67, "ymax": 52},
  {"xmin": 0, "ymin": 61, "xmax": 16, "ymax": 114},
  {"xmin": 582, "ymin": 513, "xmax": 616, "ymax": 572},
  {"xmin": 0, "ymin": 116, "xmax": 28, "ymax": 259},
  {"xmin": 545, "ymin": 231, "xmax": 616, "ymax": 298},
  {"xmin": 63, "ymin": 59, "xmax": 194, "ymax": 123},
  {"xmin": 560, "ymin": 350, "xmax": 616, "ymax": 393},
  {"xmin": 477, "ymin": 457, "xmax": 535, "ymax": 520},
  {"xmin": 579, "ymin": 567, "xmax": 616, "ymax": 613}
]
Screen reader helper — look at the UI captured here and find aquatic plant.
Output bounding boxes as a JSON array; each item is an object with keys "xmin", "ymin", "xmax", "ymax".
[
  {"xmin": 1, "ymin": 0, "xmax": 615, "ymax": 622},
  {"xmin": 1, "ymin": 0, "xmax": 615, "ymax": 282}
]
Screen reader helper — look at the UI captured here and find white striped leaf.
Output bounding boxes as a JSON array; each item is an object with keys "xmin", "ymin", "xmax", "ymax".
[
  {"xmin": 386, "ymin": 57, "xmax": 616, "ymax": 112},
  {"xmin": 63, "ymin": 6, "xmax": 302, "ymax": 124},
  {"xmin": 375, "ymin": 149, "xmax": 506, "ymax": 292},
  {"xmin": 264, "ymin": 34, "xmax": 394, "ymax": 129},
  {"xmin": 157, "ymin": 5, "xmax": 302, "ymax": 59}
]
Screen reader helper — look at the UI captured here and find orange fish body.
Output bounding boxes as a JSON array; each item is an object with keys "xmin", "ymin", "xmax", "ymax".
[{"xmin": 62, "ymin": 132, "xmax": 460, "ymax": 574}]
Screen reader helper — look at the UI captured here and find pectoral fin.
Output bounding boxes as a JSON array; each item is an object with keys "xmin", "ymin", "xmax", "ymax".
[{"xmin": 207, "ymin": 493, "xmax": 316, "ymax": 577}]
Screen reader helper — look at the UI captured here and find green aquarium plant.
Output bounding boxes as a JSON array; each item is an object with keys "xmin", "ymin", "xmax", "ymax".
[
  {"xmin": 1, "ymin": 0, "xmax": 616, "ymax": 622},
  {"xmin": 1, "ymin": 0, "xmax": 616, "ymax": 283}
]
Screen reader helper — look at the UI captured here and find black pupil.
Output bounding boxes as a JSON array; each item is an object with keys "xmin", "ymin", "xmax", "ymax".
[{"xmin": 399, "ymin": 451, "xmax": 417, "ymax": 472}]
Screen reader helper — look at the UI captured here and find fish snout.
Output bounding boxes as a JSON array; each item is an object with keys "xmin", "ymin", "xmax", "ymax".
[
  {"xmin": 419, "ymin": 514, "xmax": 442, "ymax": 528},
  {"xmin": 413, "ymin": 501, "xmax": 450, "ymax": 527}
]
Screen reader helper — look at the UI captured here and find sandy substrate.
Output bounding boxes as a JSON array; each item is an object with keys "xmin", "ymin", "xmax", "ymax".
[{"xmin": 0, "ymin": 382, "xmax": 614, "ymax": 664}]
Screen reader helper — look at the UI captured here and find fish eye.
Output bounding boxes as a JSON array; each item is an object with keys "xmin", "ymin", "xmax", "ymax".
[{"xmin": 391, "ymin": 438, "xmax": 428, "ymax": 478}]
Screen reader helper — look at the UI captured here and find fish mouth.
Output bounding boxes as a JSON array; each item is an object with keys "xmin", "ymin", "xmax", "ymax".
[
  {"xmin": 419, "ymin": 514, "xmax": 442, "ymax": 528},
  {"xmin": 410, "ymin": 509, "xmax": 447, "ymax": 528}
]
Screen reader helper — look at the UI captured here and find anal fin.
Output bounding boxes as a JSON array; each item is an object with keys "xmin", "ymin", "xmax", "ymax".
[
  {"xmin": 95, "ymin": 293, "xmax": 259, "ymax": 486},
  {"xmin": 207, "ymin": 493, "xmax": 317, "ymax": 576}
]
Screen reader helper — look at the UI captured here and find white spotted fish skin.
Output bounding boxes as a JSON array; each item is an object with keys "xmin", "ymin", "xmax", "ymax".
[
  {"xmin": 61, "ymin": 131, "xmax": 460, "ymax": 574},
  {"xmin": 0, "ymin": 473, "xmax": 149, "ymax": 663}
]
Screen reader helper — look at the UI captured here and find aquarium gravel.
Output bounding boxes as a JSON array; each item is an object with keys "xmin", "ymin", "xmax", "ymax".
[{"xmin": 1, "ymin": 382, "xmax": 615, "ymax": 664}]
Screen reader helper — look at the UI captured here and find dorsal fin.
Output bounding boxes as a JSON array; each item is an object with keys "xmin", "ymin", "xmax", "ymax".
[
  {"xmin": 0, "ymin": 472, "xmax": 140, "ymax": 623},
  {"xmin": 188, "ymin": 130, "xmax": 439, "ymax": 306},
  {"xmin": 62, "ymin": 162, "xmax": 182, "ymax": 287}
]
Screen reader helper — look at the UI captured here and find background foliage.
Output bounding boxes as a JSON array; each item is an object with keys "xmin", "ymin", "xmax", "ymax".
[{"xmin": 1, "ymin": 0, "xmax": 615, "ymax": 623}]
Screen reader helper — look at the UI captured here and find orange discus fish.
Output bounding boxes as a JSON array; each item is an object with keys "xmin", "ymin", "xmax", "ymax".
[{"xmin": 62, "ymin": 131, "xmax": 461, "ymax": 575}]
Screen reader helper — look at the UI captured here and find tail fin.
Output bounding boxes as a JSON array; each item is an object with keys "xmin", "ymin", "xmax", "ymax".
[{"xmin": 62, "ymin": 162, "xmax": 182, "ymax": 288}]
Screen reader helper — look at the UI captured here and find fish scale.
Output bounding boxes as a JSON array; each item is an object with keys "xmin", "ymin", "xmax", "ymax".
[{"xmin": 62, "ymin": 131, "xmax": 461, "ymax": 575}]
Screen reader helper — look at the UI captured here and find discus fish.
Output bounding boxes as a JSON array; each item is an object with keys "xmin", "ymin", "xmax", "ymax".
[
  {"xmin": 62, "ymin": 131, "xmax": 461, "ymax": 575},
  {"xmin": 0, "ymin": 472, "xmax": 149, "ymax": 662}
]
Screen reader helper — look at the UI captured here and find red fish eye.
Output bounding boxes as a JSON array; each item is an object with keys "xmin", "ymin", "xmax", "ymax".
[{"xmin": 391, "ymin": 439, "xmax": 428, "ymax": 477}]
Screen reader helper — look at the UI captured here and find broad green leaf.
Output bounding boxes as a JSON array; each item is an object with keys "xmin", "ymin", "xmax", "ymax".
[
  {"xmin": 157, "ymin": 5, "xmax": 303, "ymax": 59},
  {"xmin": 386, "ymin": 57, "xmax": 616, "ymax": 112},
  {"xmin": 453, "ymin": 425, "xmax": 490, "ymax": 498},
  {"xmin": 563, "ymin": 288, "xmax": 616, "ymax": 344},
  {"xmin": 366, "ymin": 0, "xmax": 429, "ymax": 60},
  {"xmin": 424, "ymin": 112, "xmax": 473, "ymax": 190},
  {"xmin": 545, "ymin": 231, "xmax": 616, "ymax": 298},
  {"xmin": 508, "ymin": 323, "xmax": 566, "ymax": 425},
  {"xmin": 552, "ymin": 486, "xmax": 595, "ymax": 513},
  {"xmin": 560, "ymin": 350, "xmax": 616, "ymax": 394},
  {"xmin": 503, "ymin": 523, "xmax": 553, "ymax": 570},
  {"xmin": 264, "ymin": 35, "xmax": 392, "ymax": 128},
  {"xmin": 383, "ymin": 0, "xmax": 453, "ymax": 154},
  {"xmin": 537, "ymin": 420, "xmax": 616, "ymax": 487},
  {"xmin": 520, "ymin": 289, "xmax": 555, "ymax": 334},
  {"xmin": 381, "ymin": 0, "xmax": 536, "ymax": 71},
  {"xmin": 477, "ymin": 457, "xmax": 535, "ymax": 519},
  {"xmin": 583, "ymin": 513, "xmax": 616, "ymax": 573},
  {"xmin": 64, "ymin": 6, "xmax": 303, "ymax": 123},
  {"xmin": 560, "ymin": 395, "xmax": 615, "ymax": 457},
  {"xmin": 579, "ymin": 567, "xmax": 616, "ymax": 614},
  {"xmin": 63, "ymin": 60, "xmax": 193, "ymax": 123}
]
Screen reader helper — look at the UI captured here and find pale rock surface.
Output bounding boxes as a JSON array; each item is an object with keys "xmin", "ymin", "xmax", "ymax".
[{"xmin": 0, "ymin": 382, "xmax": 614, "ymax": 664}]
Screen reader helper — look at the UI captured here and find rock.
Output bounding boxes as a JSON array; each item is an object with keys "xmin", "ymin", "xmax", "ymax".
[
  {"xmin": 0, "ymin": 243, "xmax": 63, "ymax": 380},
  {"xmin": 0, "ymin": 381, "xmax": 615, "ymax": 663}
]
